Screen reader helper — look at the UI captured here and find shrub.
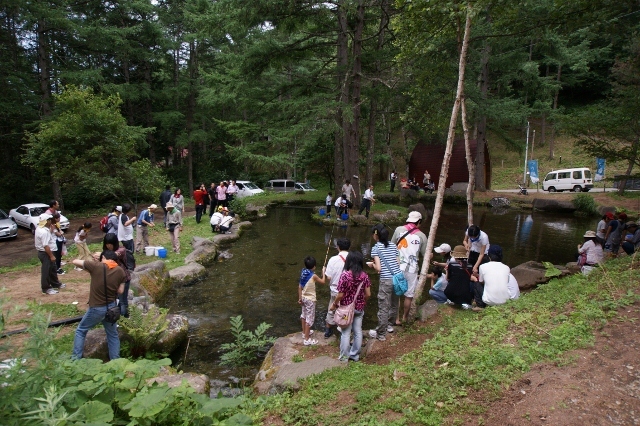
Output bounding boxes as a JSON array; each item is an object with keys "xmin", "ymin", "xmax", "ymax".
[
  {"xmin": 573, "ymin": 193, "xmax": 598, "ymax": 216},
  {"xmin": 119, "ymin": 305, "xmax": 169, "ymax": 358},
  {"xmin": 220, "ymin": 316, "xmax": 276, "ymax": 369}
]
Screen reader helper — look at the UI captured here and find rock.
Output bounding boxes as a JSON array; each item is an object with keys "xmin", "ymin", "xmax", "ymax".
[
  {"xmin": 213, "ymin": 232, "xmax": 240, "ymax": 244},
  {"xmin": 597, "ymin": 206, "xmax": 616, "ymax": 216},
  {"xmin": 184, "ymin": 244, "xmax": 217, "ymax": 266},
  {"xmin": 131, "ymin": 261, "xmax": 171, "ymax": 302},
  {"xmin": 132, "ymin": 295, "xmax": 151, "ymax": 310},
  {"xmin": 217, "ymin": 250, "xmax": 233, "ymax": 260},
  {"xmin": 532, "ymin": 198, "xmax": 576, "ymax": 213},
  {"xmin": 417, "ymin": 300, "xmax": 438, "ymax": 320},
  {"xmin": 511, "ymin": 261, "xmax": 571, "ymax": 290},
  {"xmin": 169, "ymin": 263, "xmax": 206, "ymax": 284},
  {"xmin": 244, "ymin": 204, "xmax": 266, "ymax": 218},
  {"xmin": 81, "ymin": 328, "xmax": 125, "ymax": 361},
  {"xmin": 400, "ymin": 188, "xmax": 419, "ymax": 199},
  {"xmin": 148, "ymin": 372, "xmax": 210, "ymax": 394},
  {"xmin": 191, "ymin": 236, "xmax": 215, "ymax": 250},
  {"xmin": 489, "ymin": 197, "xmax": 510, "ymax": 208},
  {"xmin": 151, "ymin": 314, "xmax": 189, "ymax": 355},
  {"xmin": 408, "ymin": 204, "xmax": 428, "ymax": 220},
  {"xmin": 270, "ymin": 356, "xmax": 346, "ymax": 393},
  {"xmin": 565, "ymin": 261, "xmax": 582, "ymax": 274},
  {"xmin": 449, "ymin": 182, "xmax": 468, "ymax": 191},
  {"xmin": 210, "ymin": 379, "xmax": 244, "ymax": 398},
  {"xmin": 351, "ymin": 214, "xmax": 369, "ymax": 225}
]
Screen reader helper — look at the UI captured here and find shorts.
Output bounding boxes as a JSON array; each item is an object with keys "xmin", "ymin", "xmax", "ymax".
[
  {"xmin": 403, "ymin": 270, "xmax": 418, "ymax": 298},
  {"xmin": 300, "ymin": 298, "xmax": 316, "ymax": 326},
  {"xmin": 325, "ymin": 292, "xmax": 338, "ymax": 325}
]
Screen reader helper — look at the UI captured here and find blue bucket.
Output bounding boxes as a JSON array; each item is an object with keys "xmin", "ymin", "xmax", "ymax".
[
  {"xmin": 341, "ymin": 213, "xmax": 349, "ymax": 220},
  {"xmin": 158, "ymin": 248, "xmax": 168, "ymax": 258},
  {"xmin": 319, "ymin": 208, "xmax": 326, "ymax": 216}
]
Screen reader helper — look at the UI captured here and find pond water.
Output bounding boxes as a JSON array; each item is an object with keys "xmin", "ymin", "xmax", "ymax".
[{"xmin": 163, "ymin": 204, "xmax": 598, "ymax": 380}]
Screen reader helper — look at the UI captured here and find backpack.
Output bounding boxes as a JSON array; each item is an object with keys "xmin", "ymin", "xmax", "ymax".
[{"xmin": 99, "ymin": 214, "xmax": 111, "ymax": 233}]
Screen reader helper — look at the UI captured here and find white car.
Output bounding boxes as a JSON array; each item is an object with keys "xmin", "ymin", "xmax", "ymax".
[
  {"xmin": 236, "ymin": 181, "xmax": 264, "ymax": 198},
  {"xmin": 9, "ymin": 203, "xmax": 70, "ymax": 234},
  {"xmin": 295, "ymin": 182, "xmax": 317, "ymax": 192},
  {"xmin": 0, "ymin": 209, "xmax": 18, "ymax": 239}
]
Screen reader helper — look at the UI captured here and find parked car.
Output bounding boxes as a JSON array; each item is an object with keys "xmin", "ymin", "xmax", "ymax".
[
  {"xmin": 0, "ymin": 209, "xmax": 18, "ymax": 239},
  {"xmin": 295, "ymin": 182, "xmax": 317, "ymax": 192},
  {"xmin": 236, "ymin": 181, "xmax": 264, "ymax": 198},
  {"xmin": 542, "ymin": 167, "xmax": 593, "ymax": 192},
  {"xmin": 9, "ymin": 203, "xmax": 70, "ymax": 234}
]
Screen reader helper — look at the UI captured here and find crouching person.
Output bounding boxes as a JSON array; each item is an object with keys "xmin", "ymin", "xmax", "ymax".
[
  {"xmin": 469, "ymin": 245, "xmax": 510, "ymax": 312},
  {"xmin": 219, "ymin": 207, "xmax": 234, "ymax": 233},
  {"xmin": 71, "ymin": 250, "xmax": 126, "ymax": 360}
]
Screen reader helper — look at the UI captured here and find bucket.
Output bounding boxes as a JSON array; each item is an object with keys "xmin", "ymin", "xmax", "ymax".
[
  {"xmin": 144, "ymin": 246, "xmax": 155, "ymax": 256},
  {"xmin": 154, "ymin": 246, "xmax": 164, "ymax": 256},
  {"xmin": 341, "ymin": 213, "xmax": 349, "ymax": 220},
  {"xmin": 319, "ymin": 208, "xmax": 326, "ymax": 216},
  {"xmin": 158, "ymin": 248, "xmax": 167, "ymax": 259}
]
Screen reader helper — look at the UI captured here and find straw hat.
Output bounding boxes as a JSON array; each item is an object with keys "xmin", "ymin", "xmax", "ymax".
[
  {"xmin": 583, "ymin": 230, "xmax": 597, "ymax": 238},
  {"xmin": 165, "ymin": 202, "xmax": 174, "ymax": 209},
  {"xmin": 451, "ymin": 245, "xmax": 468, "ymax": 259}
]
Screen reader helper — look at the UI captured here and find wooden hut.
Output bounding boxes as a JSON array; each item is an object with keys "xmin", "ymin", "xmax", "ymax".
[{"xmin": 408, "ymin": 139, "xmax": 491, "ymax": 190}]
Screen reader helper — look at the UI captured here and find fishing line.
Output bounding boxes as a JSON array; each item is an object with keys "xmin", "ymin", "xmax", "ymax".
[{"xmin": 323, "ymin": 217, "xmax": 337, "ymax": 267}]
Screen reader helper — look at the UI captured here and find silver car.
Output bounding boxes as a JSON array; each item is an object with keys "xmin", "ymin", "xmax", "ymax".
[
  {"xmin": 0, "ymin": 209, "xmax": 18, "ymax": 239},
  {"xmin": 9, "ymin": 203, "xmax": 70, "ymax": 234}
]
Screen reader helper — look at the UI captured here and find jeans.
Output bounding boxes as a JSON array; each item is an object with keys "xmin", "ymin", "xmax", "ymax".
[
  {"xmin": 622, "ymin": 241, "xmax": 636, "ymax": 255},
  {"xmin": 339, "ymin": 310, "xmax": 364, "ymax": 361},
  {"xmin": 119, "ymin": 280, "xmax": 130, "ymax": 317},
  {"xmin": 429, "ymin": 288, "xmax": 449, "ymax": 304},
  {"xmin": 195, "ymin": 204, "xmax": 205, "ymax": 223},
  {"xmin": 375, "ymin": 278, "xmax": 398, "ymax": 337},
  {"xmin": 72, "ymin": 303, "xmax": 120, "ymax": 360}
]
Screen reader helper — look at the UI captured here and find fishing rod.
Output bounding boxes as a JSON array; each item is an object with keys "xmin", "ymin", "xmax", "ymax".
[{"xmin": 323, "ymin": 217, "xmax": 338, "ymax": 267}]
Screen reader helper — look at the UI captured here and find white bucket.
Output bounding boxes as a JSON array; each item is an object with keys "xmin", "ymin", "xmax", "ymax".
[
  {"xmin": 144, "ymin": 246, "xmax": 155, "ymax": 256},
  {"xmin": 154, "ymin": 246, "xmax": 164, "ymax": 256}
]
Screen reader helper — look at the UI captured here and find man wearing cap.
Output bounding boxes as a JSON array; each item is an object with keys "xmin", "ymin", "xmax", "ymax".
[
  {"xmin": 357, "ymin": 185, "xmax": 375, "ymax": 218},
  {"xmin": 135, "ymin": 204, "xmax": 157, "ymax": 253},
  {"xmin": 622, "ymin": 222, "xmax": 640, "ymax": 255},
  {"xmin": 469, "ymin": 245, "xmax": 510, "ymax": 311},
  {"xmin": 391, "ymin": 211, "xmax": 427, "ymax": 324},
  {"xmin": 35, "ymin": 213, "xmax": 65, "ymax": 295}
]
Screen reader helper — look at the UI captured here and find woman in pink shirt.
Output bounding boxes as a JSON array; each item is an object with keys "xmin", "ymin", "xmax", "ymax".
[{"xmin": 216, "ymin": 181, "xmax": 227, "ymax": 208}]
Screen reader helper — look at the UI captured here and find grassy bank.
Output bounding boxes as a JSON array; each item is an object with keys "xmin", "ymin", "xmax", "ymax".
[{"xmin": 259, "ymin": 256, "xmax": 640, "ymax": 425}]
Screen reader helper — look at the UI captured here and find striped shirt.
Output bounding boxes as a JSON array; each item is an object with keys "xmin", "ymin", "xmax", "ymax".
[{"xmin": 371, "ymin": 242, "xmax": 401, "ymax": 279}]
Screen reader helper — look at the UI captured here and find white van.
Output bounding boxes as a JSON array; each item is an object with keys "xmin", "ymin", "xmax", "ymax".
[
  {"xmin": 235, "ymin": 181, "xmax": 264, "ymax": 198},
  {"xmin": 265, "ymin": 179, "xmax": 296, "ymax": 192},
  {"xmin": 542, "ymin": 168, "xmax": 593, "ymax": 192}
]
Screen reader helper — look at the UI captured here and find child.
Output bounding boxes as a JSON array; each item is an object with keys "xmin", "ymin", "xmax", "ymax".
[
  {"xmin": 427, "ymin": 266, "xmax": 451, "ymax": 304},
  {"xmin": 298, "ymin": 256, "xmax": 326, "ymax": 346},
  {"xmin": 74, "ymin": 222, "xmax": 93, "ymax": 270},
  {"xmin": 325, "ymin": 192, "xmax": 333, "ymax": 218}
]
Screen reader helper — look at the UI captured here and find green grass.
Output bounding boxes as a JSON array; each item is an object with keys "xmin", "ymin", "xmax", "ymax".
[
  {"xmin": 260, "ymin": 257, "xmax": 640, "ymax": 425},
  {"xmin": 0, "ymin": 257, "xmax": 40, "ymax": 275}
]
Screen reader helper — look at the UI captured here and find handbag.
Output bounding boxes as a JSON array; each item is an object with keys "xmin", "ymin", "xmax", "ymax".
[
  {"xmin": 102, "ymin": 264, "xmax": 121, "ymax": 324},
  {"xmin": 378, "ymin": 247, "xmax": 408, "ymax": 296},
  {"xmin": 334, "ymin": 279, "xmax": 365, "ymax": 328}
]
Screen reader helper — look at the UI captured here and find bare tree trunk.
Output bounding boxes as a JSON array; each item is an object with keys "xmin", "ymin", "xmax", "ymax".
[
  {"xmin": 365, "ymin": 100, "xmax": 376, "ymax": 187},
  {"xmin": 410, "ymin": 7, "xmax": 472, "ymax": 319},
  {"xmin": 144, "ymin": 62, "xmax": 156, "ymax": 164},
  {"xmin": 549, "ymin": 64, "xmax": 562, "ymax": 160},
  {"xmin": 474, "ymin": 38, "xmax": 489, "ymax": 191},
  {"xmin": 462, "ymin": 95, "xmax": 475, "ymax": 226},
  {"xmin": 186, "ymin": 40, "xmax": 197, "ymax": 195},
  {"xmin": 401, "ymin": 127, "xmax": 410, "ymax": 178},
  {"xmin": 618, "ymin": 137, "xmax": 639, "ymax": 195},
  {"xmin": 334, "ymin": 1, "xmax": 348, "ymax": 189}
]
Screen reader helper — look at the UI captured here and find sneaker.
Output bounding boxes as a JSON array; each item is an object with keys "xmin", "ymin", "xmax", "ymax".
[
  {"xmin": 53, "ymin": 283, "xmax": 66, "ymax": 289},
  {"xmin": 461, "ymin": 303, "xmax": 472, "ymax": 310},
  {"xmin": 57, "ymin": 268, "xmax": 65, "ymax": 275},
  {"xmin": 377, "ymin": 335, "xmax": 387, "ymax": 342},
  {"xmin": 445, "ymin": 299, "xmax": 455, "ymax": 305},
  {"xmin": 60, "ymin": 261, "xmax": 67, "ymax": 266},
  {"xmin": 301, "ymin": 330, "xmax": 314, "ymax": 338},
  {"xmin": 43, "ymin": 288, "xmax": 59, "ymax": 295},
  {"xmin": 368, "ymin": 329, "xmax": 378, "ymax": 339},
  {"xmin": 303, "ymin": 339, "xmax": 318, "ymax": 346},
  {"xmin": 387, "ymin": 325, "xmax": 394, "ymax": 333},
  {"xmin": 74, "ymin": 267, "xmax": 83, "ymax": 271},
  {"xmin": 324, "ymin": 328, "xmax": 333, "ymax": 338},
  {"xmin": 348, "ymin": 357, "xmax": 359, "ymax": 362}
]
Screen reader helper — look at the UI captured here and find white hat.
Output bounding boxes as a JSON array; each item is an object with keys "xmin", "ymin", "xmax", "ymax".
[
  {"xmin": 434, "ymin": 243, "xmax": 451, "ymax": 254},
  {"xmin": 406, "ymin": 211, "xmax": 422, "ymax": 223},
  {"xmin": 39, "ymin": 213, "xmax": 53, "ymax": 222},
  {"xmin": 148, "ymin": 204, "xmax": 158, "ymax": 210},
  {"xmin": 115, "ymin": 205, "xmax": 123, "ymax": 213}
]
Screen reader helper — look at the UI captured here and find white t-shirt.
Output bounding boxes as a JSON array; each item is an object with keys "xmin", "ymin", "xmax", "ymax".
[
  {"xmin": 341, "ymin": 184, "xmax": 354, "ymax": 201},
  {"xmin": 48, "ymin": 227, "xmax": 58, "ymax": 251},
  {"xmin": 118, "ymin": 214, "xmax": 134, "ymax": 242},
  {"xmin": 466, "ymin": 229, "xmax": 490, "ymax": 254},
  {"xmin": 210, "ymin": 212, "xmax": 223, "ymax": 226},
  {"xmin": 391, "ymin": 224, "xmax": 427, "ymax": 274},
  {"xmin": 325, "ymin": 251, "xmax": 348, "ymax": 293},
  {"xmin": 507, "ymin": 273, "xmax": 520, "ymax": 300},
  {"xmin": 34, "ymin": 226, "xmax": 52, "ymax": 252},
  {"xmin": 478, "ymin": 261, "xmax": 510, "ymax": 306},
  {"xmin": 334, "ymin": 197, "xmax": 345, "ymax": 208},
  {"xmin": 596, "ymin": 220, "xmax": 607, "ymax": 240},
  {"xmin": 363, "ymin": 189, "xmax": 374, "ymax": 200},
  {"xmin": 325, "ymin": 195, "xmax": 332, "ymax": 206},
  {"xmin": 74, "ymin": 229, "xmax": 87, "ymax": 244}
]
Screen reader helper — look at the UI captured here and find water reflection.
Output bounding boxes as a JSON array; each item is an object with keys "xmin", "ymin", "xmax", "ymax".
[{"xmin": 163, "ymin": 205, "xmax": 597, "ymax": 380}]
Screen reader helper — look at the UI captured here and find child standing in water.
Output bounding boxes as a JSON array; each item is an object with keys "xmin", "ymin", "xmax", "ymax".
[
  {"xmin": 298, "ymin": 256, "xmax": 326, "ymax": 346},
  {"xmin": 74, "ymin": 222, "xmax": 93, "ymax": 270}
]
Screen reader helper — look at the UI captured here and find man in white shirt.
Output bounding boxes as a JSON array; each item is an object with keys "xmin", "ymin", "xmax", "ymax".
[
  {"xmin": 218, "ymin": 208, "xmax": 234, "ymax": 233},
  {"xmin": 463, "ymin": 224, "xmax": 490, "ymax": 273},
  {"xmin": 470, "ymin": 244, "xmax": 511, "ymax": 311},
  {"xmin": 323, "ymin": 238, "xmax": 350, "ymax": 338},
  {"xmin": 35, "ymin": 213, "xmax": 64, "ymax": 295},
  {"xmin": 357, "ymin": 185, "xmax": 375, "ymax": 218}
]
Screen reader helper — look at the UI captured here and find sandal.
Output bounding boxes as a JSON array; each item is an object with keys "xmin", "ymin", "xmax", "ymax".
[{"xmin": 301, "ymin": 330, "xmax": 314, "ymax": 338}]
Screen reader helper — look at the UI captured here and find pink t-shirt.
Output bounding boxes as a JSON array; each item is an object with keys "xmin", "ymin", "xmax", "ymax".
[{"xmin": 216, "ymin": 186, "xmax": 227, "ymax": 200}]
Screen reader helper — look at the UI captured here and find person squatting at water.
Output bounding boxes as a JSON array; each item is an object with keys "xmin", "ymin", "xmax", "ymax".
[
  {"xmin": 298, "ymin": 256, "xmax": 326, "ymax": 346},
  {"xmin": 463, "ymin": 224, "xmax": 490, "ymax": 274}
]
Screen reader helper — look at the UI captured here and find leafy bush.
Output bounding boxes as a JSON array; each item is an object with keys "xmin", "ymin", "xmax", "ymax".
[
  {"xmin": 119, "ymin": 305, "xmax": 169, "ymax": 358},
  {"xmin": 220, "ymin": 316, "xmax": 276, "ymax": 369},
  {"xmin": 573, "ymin": 193, "xmax": 598, "ymax": 216}
]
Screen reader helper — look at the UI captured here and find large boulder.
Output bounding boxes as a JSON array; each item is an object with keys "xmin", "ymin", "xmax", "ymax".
[
  {"xmin": 511, "ymin": 261, "xmax": 571, "ymax": 290},
  {"xmin": 148, "ymin": 370, "xmax": 209, "ymax": 394},
  {"xmin": 532, "ymin": 198, "xmax": 576, "ymax": 213},
  {"xmin": 191, "ymin": 236, "xmax": 215, "ymax": 250},
  {"xmin": 169, "ymin": 263, "xmax": 206, "ymax": 284},
  {"xmin": 131, "ymin": 261, "xmax": 171, "ymax": 302},
  {"xmin": 400, "ymin": 188, "xmax": 419, "ymax": 199},
  {"xmin": 489, "ymin": 197, "xmax": 510, "ymax": 208},
  {"xmin": 184, "ymin": 244, "xmax": 217, "ymax": 266},
  {"xmin": 417, "ymin": 300, "xmax": 438, "ymax": 320},
  {"xmin": 269, "ymin": 356, "xmax": 346, "ymax": 393},
  {"xmin": 407, "ymin": 203, "xmax": 428, "ymax": 221}
]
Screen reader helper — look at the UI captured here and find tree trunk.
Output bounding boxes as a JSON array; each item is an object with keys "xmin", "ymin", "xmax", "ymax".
[
  {"xmin": 474, "ymin": 39, "xmax": 489, "ymax": 191},
  {"xmin": 365, "ymin": 99, "xmax": 377, "ymax": 187},
  {"xmin": 462, "ymin": 95, "xmax": 475, "ymax": 226},
  {"xmin": 549, "ymin": 64, "xmax": 562, "ymax": 160},
  {"xmin": 410, "ymin": 7, "xmax": 472, "ymax": 320},
  {"xmin": 618, "ymin": 137, "xmax": 639, "ymax": 195},
  {"xmin": 333, "ymin": 2, "xmax": 348, "ymax": 189},
  {"xmin": 144, "ymin": 62, "xmax": 156, "ymax": 164},
  {"xmin": 186, "ymin": 40, "xmax": 197, "ymax": 195}
]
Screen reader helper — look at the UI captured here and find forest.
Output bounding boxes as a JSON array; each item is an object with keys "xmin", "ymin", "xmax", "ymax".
[{"xmin": 1, "ymin": 0, "xmax": 639, "ymax": 210}]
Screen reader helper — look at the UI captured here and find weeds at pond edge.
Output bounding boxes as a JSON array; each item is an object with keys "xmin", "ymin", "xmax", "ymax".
[{"xmin": 260, "ymin": 256, "xmax": 640, "ymax": 426}]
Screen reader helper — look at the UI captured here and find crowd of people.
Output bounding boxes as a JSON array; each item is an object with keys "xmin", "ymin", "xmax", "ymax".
[{"xmin": 390, "ymin": 169, "xmax": 435, "ymax": 194}]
